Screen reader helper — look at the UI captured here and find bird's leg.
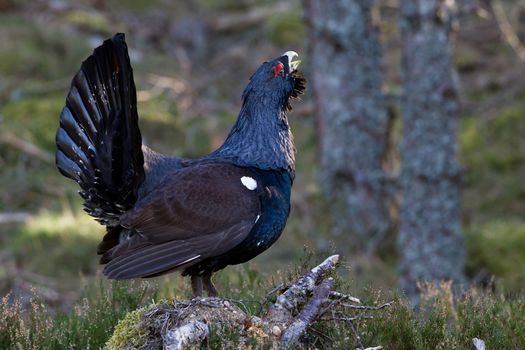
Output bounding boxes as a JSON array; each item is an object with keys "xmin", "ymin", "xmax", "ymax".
[
  {"xmin": 191, "ymin": 275, "xmax": 203, "ymax": 297},
  {"xmin": 203, "ymin": 273, "xmax": 218, "ymax": 297}
]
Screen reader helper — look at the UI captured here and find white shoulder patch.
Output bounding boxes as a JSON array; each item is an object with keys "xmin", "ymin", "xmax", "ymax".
[{"xmin": 241, "ymin": 176, "xmax": 257, "ymax": 190}]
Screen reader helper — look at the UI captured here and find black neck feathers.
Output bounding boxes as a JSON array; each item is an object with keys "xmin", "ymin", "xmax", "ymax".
[{"xmin": 210, "ymin": 96, "xmax": 296, "ymax": 173}]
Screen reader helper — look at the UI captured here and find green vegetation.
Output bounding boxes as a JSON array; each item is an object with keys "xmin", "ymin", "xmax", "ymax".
[
  {"xmin": 5, "ymin": 211, "xmax": 101, "ymax": 278},
  {"xmin": 104, "ymin": 306, "xmax": 149, "ymax": 350},
  {"xmin": 460, "ymin": 100, "xmax": 525, "ymax": 293},
  {"xmin": 461, "ymin": 102, "xmax": 525, "ymax": 219},
  {"xmin": 1, "ymin": 265, "xmax": 524, "ymax": 349},
  {"xmin": 0, "ymin": 281, "xmax": 149, "ymax": 350},
  {"xmin": 362, "ymin": 287, "xmax": 525, "ymax": 349},
  {"xmin": 465, "ymin": 220, "xmax": 525, "ymax": 292}
]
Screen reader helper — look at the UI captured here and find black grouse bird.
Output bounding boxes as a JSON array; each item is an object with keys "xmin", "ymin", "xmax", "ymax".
[{"xmin": 55, "ymin": 34, "xmax": 305, "ymax": 297}]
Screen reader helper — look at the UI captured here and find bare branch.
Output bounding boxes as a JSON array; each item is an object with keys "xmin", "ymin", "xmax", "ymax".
[
  {"xmin": 322, "ymin": 315, "xmax": 375, "ymax": 322},
  {"xmin": 349, "ymin": 317, "xmax": 365, "ymax": 349},
  {"xmin": 341, "ymin": 301, "xmax": 394, "ymax": 311},
  {"xmin": 265, "ymin": 283, "xmax": 285, "ymax": 299},
  {"xmin": 266, "ymin": 254, "xmax": 339, "ymax": 325},
  {"xmin": 281, "ymin": 277, "xmax": 335, "ymax": 347},
  {"xmin": 491, "ymin": 0, "xmax": 525, "ymax": 62}
]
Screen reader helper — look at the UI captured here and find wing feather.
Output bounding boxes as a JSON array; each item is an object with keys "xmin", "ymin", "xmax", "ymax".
[{"xmin": 102, "ymin": 163, "xmax": 261, "ymax": 279}]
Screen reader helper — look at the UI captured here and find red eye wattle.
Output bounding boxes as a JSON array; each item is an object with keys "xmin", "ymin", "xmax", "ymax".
[{"xmin": 273, "ymin": 63, "xmax": 285, "ymax": 77}]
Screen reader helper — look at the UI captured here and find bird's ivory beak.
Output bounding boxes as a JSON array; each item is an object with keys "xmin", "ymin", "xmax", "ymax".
[{"xmin": 283, "ymin": 51, "xmax": 301, "ymax": 71}]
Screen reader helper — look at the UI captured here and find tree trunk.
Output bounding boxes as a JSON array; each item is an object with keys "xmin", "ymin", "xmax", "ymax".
[
  {"xmin": 398, "ymin": 0, "xmax": 466, "ymax": 304},
  {"xmin": 303, "ymin": 0, "xmax": 391, "ymax": 251}
]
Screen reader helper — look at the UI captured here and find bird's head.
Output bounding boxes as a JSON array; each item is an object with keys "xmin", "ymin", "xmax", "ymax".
[
  {"xmin": 242, "ymin": 51, "xmax": 306, "ymax": 112},
  {"xmin": 213, "ymin": 52, "xmax": 305, "ymax": 171}
]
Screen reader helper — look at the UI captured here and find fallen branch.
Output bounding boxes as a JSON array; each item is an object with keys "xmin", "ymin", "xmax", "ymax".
[
  {"xmin": 164, "ymin": 320, "xmax": 209, "ymax": 350},
  {"xmin": 0, "ymin": 212, "xmax": 31, "ymax": 225},
  {"xmin": 266, "ymin": 254, "xmax": 339, "ymax": 325},
  {"xmin": 491, "ymin": 0, "xmax": 525, "ymax": 62},
  {"xmin": 281, "ymin": 277, "xmax": 334, "ymax": 347}
]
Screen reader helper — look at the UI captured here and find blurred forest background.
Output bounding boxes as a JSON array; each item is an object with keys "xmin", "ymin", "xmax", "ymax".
[{"xmin": 0, "ymin": 0, "xmax": 525, "ymax": 346}]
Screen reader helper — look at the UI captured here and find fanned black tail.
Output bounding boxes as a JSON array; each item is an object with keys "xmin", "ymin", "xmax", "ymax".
[{"xmin": 56, "ymin": 33, "xmax": 144, "ymax": 230}]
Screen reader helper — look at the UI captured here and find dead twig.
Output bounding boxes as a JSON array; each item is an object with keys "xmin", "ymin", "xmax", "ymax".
[
  {"xmin": 341, "ymin": 301, "xmax": 394, "ymax": 311},
  {"xmin": 491, "ymin": 0, "xmax": 525, "ymax": 62},
  {"xmin": 265, "ymin": 282, "xmax": 285, "ymax": 299},
  {"xmin": 322, "ymin": 315, "xmax": 375, "ymax": 322},
  {"xmin": 348, "ymin": 318, "xmax": 365, "ymax": 349},
  {"xmin": 0, "ymin": 132, "xmax": 54, "ymax": 163},
  {"xmin": 330, "ymin": 290, "xmax": 361, "ymax": 304}
]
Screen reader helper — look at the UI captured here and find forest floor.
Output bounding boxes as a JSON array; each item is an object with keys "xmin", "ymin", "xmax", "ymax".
[{"xmin": 0, "ymin": 0, "xmax": 525, "ymax": 348}]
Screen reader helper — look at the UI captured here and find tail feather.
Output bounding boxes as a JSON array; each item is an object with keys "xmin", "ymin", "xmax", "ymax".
[{"xmin": 56, "ymin": 33, "xmax": 144, "ymax": 230}]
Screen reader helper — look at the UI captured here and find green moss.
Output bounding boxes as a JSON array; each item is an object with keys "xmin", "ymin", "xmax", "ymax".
[{"xmin": 104, "ymin": 307, "xmax": 149, "ymax": 350}]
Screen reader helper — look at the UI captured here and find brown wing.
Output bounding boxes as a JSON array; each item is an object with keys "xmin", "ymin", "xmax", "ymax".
[{"xmin": 102, "ymin": 162, "xmax": 261, "ymax": 279}]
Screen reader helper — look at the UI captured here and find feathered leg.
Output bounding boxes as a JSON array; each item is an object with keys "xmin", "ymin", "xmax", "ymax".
[
  {"xmin": 191, "ymin": 275, "xmax": 203, "ymax": 297},
  {"xmin": 203, "ymin": 273, "xmax": 218, "ymax": 297}
]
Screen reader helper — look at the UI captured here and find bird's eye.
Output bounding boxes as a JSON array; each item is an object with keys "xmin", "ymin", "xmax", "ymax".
[{"xmin": 273, "ymin": 63, "xmax": 285, "ymax": 77}]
